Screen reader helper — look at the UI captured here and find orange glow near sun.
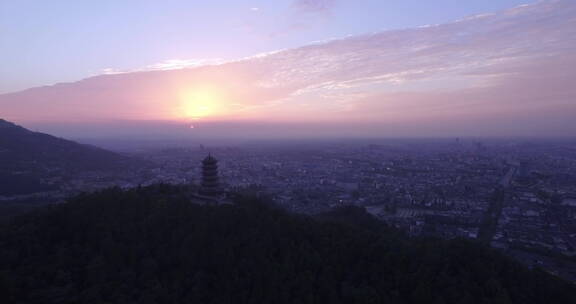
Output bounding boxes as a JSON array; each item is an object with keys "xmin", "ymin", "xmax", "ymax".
[{"xmin": 176, "ymin": 86, "xmax": 227, "ymax": 120}]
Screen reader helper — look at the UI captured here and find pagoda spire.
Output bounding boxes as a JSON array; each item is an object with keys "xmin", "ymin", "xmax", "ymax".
[{"xmin": 199, "ymin": 153, "xmax": 220, "ymax": 197}]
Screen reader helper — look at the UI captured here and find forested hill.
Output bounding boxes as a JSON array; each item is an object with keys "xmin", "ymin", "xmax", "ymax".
[
  {"xmin": 0, "ymin": 119, "xmax": 133, "ymax": 195},
  {"xmin": 1, "ymin": 185, "xmax": 575, "ymax": 304}
]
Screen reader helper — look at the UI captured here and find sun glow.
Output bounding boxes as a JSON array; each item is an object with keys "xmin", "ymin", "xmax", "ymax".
[{"xmin": 178, "ymin": 87, "xmax": 226, "ymax": 120}]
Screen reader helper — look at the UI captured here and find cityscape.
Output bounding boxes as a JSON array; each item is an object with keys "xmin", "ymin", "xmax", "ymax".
[{"xmin": 3, "ymin": 136, "xmax": 575, "ymax": 282}]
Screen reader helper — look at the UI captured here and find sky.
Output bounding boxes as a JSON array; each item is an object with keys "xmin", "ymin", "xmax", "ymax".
[
  {"xmin": 1, "ymin": 0, "xmax": 575, "ymax": 139},
  {"xmin": 1, "ymin": 0, "xmax": 531, "ymax": 94}
]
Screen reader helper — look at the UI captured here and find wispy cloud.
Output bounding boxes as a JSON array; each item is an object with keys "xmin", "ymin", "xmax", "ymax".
[
  {"xmin": 101, "ymin": 58, "xmax": 225, "ymax": 75},
  {"xmin": 264, "ymin": 0, "xmax": 337, "ymax": 38},
  {"xmin": 293, "ymin": 0, "xmax": 337, "ymax": 13}
]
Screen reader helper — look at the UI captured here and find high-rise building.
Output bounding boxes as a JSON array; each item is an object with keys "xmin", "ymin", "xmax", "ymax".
[{"xmin": 199, "ymin": 154, "xmax": 220, "ymax": 197}]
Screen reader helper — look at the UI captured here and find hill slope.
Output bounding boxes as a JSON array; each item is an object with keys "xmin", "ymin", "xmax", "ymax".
[
  {"xmin": 1, "ymin": 185, "xmax": 575, "ymax": 303},
  {"xmin": 0, "ymin": 119, "xmax": 131, "ymax": 195}
]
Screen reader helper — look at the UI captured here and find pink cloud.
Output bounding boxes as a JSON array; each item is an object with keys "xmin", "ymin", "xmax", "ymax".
[{"xmin": 1, "ymin": 0, "xmax": 575, "ymax": 137}]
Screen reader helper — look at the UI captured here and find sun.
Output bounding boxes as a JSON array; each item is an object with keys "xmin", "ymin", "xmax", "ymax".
[{"xmin": 178, "ymin": 87, "xmax": 225, "ymax": 120}]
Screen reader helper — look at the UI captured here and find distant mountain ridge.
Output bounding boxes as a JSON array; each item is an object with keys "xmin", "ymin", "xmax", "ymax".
[
  {"xmin": 0, "ymin": 118, "xmax": 131, "ymax": 195},
  {"xmin": 0, "ymin": 118, "xmax": 126, "ymax": 169}
]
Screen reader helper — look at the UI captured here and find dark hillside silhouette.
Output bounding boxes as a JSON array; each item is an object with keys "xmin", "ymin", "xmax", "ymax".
[
  {"xmin": 1, "ymin": 185, "xmax": 575, "ymax": 303},
  {"xmin": 0, "ymin": 119, "xmax": 135, "ymax": 195}
]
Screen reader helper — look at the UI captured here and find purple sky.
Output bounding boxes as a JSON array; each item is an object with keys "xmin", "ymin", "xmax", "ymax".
[
  {"xmin": 1, "ymin": 0, "xmax": 574, "ymax": 139},
  {"xmin": 1, "ymin": 0, "xmax": 531, "ymax": 94}
]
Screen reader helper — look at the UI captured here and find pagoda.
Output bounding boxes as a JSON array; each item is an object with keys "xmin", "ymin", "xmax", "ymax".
[{"xmin": 199, "ymin": 154, "xmax": 220, "ymax": 197}]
